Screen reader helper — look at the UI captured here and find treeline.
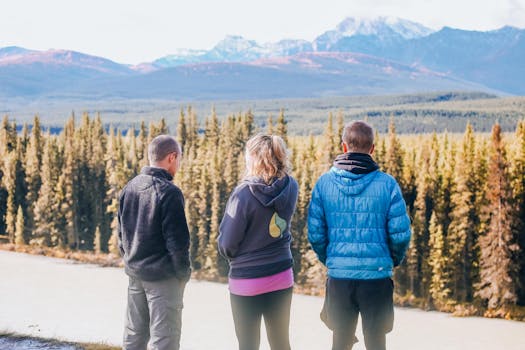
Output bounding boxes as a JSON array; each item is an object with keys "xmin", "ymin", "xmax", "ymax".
[{"xmin": 0, "ymin": 110, "xmax": 524, "ymax": 318}]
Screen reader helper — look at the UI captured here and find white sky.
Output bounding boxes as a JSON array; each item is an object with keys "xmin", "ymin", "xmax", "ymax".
[{"xmin": 0, "ymin": 0, "xmax": 524, "ymax": 64}]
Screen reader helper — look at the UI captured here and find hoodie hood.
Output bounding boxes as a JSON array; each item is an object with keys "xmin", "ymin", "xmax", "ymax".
[
  {"xmin": 330, "ymin": 153, "xmax": 380, "ymax": 196},
  {"xmin": 329, "ymin": 167, "xmax": 379, "ymax": 196},
  {"xmin": 245, "ymin": 175, "xmax": 299, "ymax": 216}
]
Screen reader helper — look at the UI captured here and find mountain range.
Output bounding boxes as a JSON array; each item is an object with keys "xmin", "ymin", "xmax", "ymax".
[{"xmin": 0, "ymin": 16, "xmax": 523, "ymax": 100}]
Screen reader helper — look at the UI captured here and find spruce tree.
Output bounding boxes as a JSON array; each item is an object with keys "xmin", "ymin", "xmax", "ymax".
[
  {"xmin": 323, "ymin": 113, "xmax": 336, "ymax": 169},
  {"xmin": 336, "ymin": 111, "xmax": 344, "ymax": 147},
  {"xmin": 447, "ymin": 123, "xmax": 481, "ymax": 303},
  {"xmin": 267, "ymin": 115, "xmax": 274, "ymax": 134},
  {"xmin": 33, "ymin": 136, "xmax": 59, "ymax": 247},
  {"xmin": 91, "ymin": 116, "xmax": 109, "ymax": 251},
  {"xmin": 407, "ymin": 142, "xmax": 433, "ymax": 301},
  {"xmin": 177, "ymin": 108, "xmax": 188, "ymax": 150},
  {"xmin": 25, "ymin": 116, "xmax": 43, "ymax": 239},
  {"xmin": 3, "ymin": 151, "xmax": 17, "ymax": 243},
  {"xmin": 384, "ymin": 119, "xmax": 404, "ymax": 188},
  {"xmin": 512, "ymin": 121, "xmax": 525, "ymax": 304},
  {"xmin": 55, "ymin": 116, "xmax": 78, "ymax": 249},
  {"xmin": 138, "ymin": 121, "xmax": 148, "ymax": 168},
  {"xmin": 94, "ymin": 226, "xmax": 102, "ymax": 254},
  {"xmin": 428, "ymin": 211, "xmax": 450, "ymax": 308},
  {"xmin": 275, "ymin": 109, "xmax": 288, "ymax": 143},
  {"xmin": 477, "ymin": 124, "xmax": 519, "ymax": 311},
  {"xmin": 15, "ymin": 205, "xmax": 25, "ymax": 247}
]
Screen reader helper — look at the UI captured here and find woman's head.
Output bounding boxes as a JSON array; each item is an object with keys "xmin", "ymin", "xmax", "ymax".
[{"xmin": 244, "ymin": 133, "xmax": 291, "ymax": 184}]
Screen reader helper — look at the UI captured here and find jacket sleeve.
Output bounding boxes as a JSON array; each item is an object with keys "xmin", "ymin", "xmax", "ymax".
[
  {"xmin": 161, "ymin": 188, "xmax": 191, "ymax": 281},
  {"xmin": 307, "ymin": 182, "xmax": 328, "ymax": 265},
  {"xmin": 387, "ymin": 181, "xmax": 411, "ymax": 267},
  {"xmin": 218, "ymin": 190, "xmax": 248, "ymax": 259}
]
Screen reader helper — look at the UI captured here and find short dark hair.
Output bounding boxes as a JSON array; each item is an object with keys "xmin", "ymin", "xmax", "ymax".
[
  {"xmin": 148, "ymin": 135, "xmax": 181, "ymax": 163},
  {"xmin": 342, "ymin": 121, "xmax": 374, "ymax": 153}
]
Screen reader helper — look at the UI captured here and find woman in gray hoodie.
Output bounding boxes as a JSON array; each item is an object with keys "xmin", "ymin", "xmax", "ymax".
[{"xmin": 219, "ymin": 133, "xmax": 298, "ymax": 350}]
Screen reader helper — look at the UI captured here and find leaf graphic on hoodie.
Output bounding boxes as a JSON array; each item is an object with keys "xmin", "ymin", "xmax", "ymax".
[{"xmin": 269, "ymin": 212, "xmax": 287, "ymax": 238}]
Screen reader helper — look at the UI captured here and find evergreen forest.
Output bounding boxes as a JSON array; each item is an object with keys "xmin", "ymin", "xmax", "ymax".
[{"xmin": 0, "ymin": 109, "xmax": 524, "ymax": 319}]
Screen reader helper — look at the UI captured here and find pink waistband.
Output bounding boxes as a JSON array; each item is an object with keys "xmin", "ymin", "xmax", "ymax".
[{"xmin": 229, "ymin": 268, "xmax": 294, "ymax": 296}]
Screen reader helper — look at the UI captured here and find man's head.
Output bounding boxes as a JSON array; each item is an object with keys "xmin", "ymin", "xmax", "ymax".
[
  {"xmin": 342, "ymin": 120, "xmax": 375, "ymax": 154},
  {"xmin": 148, "ymin": 135, "xmax": 182, "ymax": 176}
]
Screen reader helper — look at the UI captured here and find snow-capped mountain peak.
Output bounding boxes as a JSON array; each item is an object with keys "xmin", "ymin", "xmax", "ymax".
[{"xmin": 335, "ymin": 16, "xmax": 434, "ymax": 39}]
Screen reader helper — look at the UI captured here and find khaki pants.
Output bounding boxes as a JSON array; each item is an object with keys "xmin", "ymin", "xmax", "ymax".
[{"xmin": 123, "ymin": 276, "xmax": 186, "ymax": 350}]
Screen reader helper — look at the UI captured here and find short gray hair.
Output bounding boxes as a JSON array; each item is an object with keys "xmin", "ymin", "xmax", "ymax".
[
  {"xmin": 148, "ymin": 135, "xmax": 181, "ymax": 163},
  {"xmin": 342, "ymin": 121, "xmax": 374, "ymax": 153}
]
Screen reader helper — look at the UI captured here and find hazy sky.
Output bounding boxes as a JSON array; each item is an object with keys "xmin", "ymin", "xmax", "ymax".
[{"xmin": 1, "ymin": 0, "xmax": 524, "ymax": 64}]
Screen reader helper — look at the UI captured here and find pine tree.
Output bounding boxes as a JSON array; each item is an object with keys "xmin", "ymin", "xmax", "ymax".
[
  {"xmin": 14, "ymin": 134, "xmax": 28, "ymax": 234},
  {"xmin": 55, "ymin": 116, "xmax": 78, "ymax": 249},
  {"xmin": 15, "ymin": 205, "xmax": 25, "ymax": 247},
  {"xmin": 267, "ymin": 115, "xmax": 274, "ymax": 134},
  {"xmin": 477, "ymin": 123, "xmax": 519, "ymax": 311},
  {"xmin": 275, "ymin": 109, "xmax": 288, "ymax": 143},
  {"xmin": 108, "ymin": 228, "xmax": 120, "ymax": 256},
  {"xmin": 25, "ymin": 116, "xmax": 43, "ymax": 239},
  {"xmin": 384, "ymin": 120, "xmax": 409, "ymax": 294},
  {"xmin": 323, "ymin": 113, "xmax": 337, "ymax": 169},
  {"xmin": 336, "ymin": 110, "xmax": 344, "ymax": 146},
  {"xmin": 91, "ymin": 116, "xmax": 109, "ymax": 251},
  {"xmin": 512, "ymin": 120, "xmax": 525, "ymax": 304},
  {"xmin": 428, "ymin": 211, "xmax": 450, "ymax": 308},
  {"xmin": 177, "ymin": 108, "xmax": 188, "ymax": 150},
  {"xmin": 94, "ymin": 226, "xmax": 102, "ymax": 254},
  {"xmin": 241, "ymin": 110, "xmax": 255, "ymax": 140},
  {"xmin": 3, "ymin": 151, "xmax": 18, "ymax": 243},
  {"xmin": 127, "ymin": 126, "xmax": 139, "ymax": 174},
  {"xmin": 447, "ymin": 123, "xmax": 481, "ymax": 303},
  {"xmin": 33, "ymin": 136, "xmax": 59, "ymax": 247},
  {"xmin": 187, "ymin": 106, "xmax": 199, "ymax": 156},
  {"xmin": 293, "ymin": 141, "xmax": 316, "ymax": 284},
  {"xmin": 204, "ymin": 151, "xmax": 225, "ymax": 277},
  {"xmin": 407, "ymin": 141, "xmax": 433, "ymax": 301},
  {"xmin": 138, "ymin": 121, "xmax": 148, "ymax": 168},
  {"xmin": 384, "ymin": 119, "xmax": 404, "ymax": 188}
]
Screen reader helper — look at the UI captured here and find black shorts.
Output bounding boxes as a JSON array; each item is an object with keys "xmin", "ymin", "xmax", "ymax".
[{"xmin": 322, "ymin": 277, "xmax": 394, "ymax": 334}]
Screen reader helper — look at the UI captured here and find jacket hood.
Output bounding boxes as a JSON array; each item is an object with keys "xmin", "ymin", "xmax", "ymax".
[
  {"xmin": 244, "ymin": 175, "xmax": 298, "ymax": 215},
  {"xmin": 329, "ymin": 167, "xmax": 379, "ymax": 196}
]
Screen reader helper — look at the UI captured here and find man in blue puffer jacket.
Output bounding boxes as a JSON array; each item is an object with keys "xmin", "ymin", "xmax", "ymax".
[{"xmin": 308, "ymin": 120, "xmax": 411, "ymax": 350}]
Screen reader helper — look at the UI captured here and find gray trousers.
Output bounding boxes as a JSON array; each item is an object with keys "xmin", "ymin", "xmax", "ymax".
[{"xmin": 123, "ymin": 276, "xmax": 186, "ymax": 350}]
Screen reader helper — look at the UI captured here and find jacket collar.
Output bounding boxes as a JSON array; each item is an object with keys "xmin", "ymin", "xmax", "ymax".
[
  {"xmin": 333, "ymin": 152, "xmax": 379, "ymax": 174},
  {"xmin": 141, "ymin": 166, "xmax": 173, "ymax": 181}
]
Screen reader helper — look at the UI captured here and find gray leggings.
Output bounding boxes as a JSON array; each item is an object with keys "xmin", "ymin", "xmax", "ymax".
[{"xmin": 123, "ymin": 276, "xmax": 186, "ymax": 350}]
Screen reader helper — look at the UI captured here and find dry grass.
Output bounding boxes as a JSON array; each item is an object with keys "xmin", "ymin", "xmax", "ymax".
[
  {"xmin": 0, "ymin": 331, "xmax": 120, "ymax": 350},
  {"xmin": 0, "ymin": 243, "xmax": 123, "ymax": 268}
]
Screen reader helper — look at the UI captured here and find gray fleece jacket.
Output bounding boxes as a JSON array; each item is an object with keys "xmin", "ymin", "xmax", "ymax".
[{"xmin": 218, "ymin": 175, "xmax": 299, "ymax": 278}]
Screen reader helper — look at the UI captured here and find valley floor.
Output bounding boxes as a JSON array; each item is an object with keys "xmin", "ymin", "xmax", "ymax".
[{"xmin": 0, "ymin": 251, "xmax": 523, "ymax": 350}]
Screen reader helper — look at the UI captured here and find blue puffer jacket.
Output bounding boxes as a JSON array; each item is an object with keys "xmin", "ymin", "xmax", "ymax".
[{"xmin": 308, "ymin": 164, "xmax": 411, "ymax": 280}]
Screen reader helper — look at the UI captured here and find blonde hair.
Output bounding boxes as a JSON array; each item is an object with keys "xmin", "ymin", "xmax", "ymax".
[{"xmin": 244, "ymin": 133, "xmax": 291, "ymax": 184}]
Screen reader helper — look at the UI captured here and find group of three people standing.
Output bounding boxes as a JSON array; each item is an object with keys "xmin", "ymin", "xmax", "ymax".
[{"xmin": 117, "ymin": 120, "xmax": 411, "ymax": 350}]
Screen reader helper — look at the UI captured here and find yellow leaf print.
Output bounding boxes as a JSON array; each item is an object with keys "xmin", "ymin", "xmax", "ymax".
[{"xmin": 269, "ymin": 212, "xmax": 287, "ymax": 238}]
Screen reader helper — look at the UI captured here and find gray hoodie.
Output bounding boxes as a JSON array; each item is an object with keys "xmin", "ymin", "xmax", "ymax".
[{"xmin": 218, "ymin": 175, "xmax": 299, "ymax": 278}]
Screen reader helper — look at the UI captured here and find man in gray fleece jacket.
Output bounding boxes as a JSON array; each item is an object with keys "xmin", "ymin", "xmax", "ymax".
[{"xmin": 118, "ymin": 135, "xmax": 190, "ymax": 350}]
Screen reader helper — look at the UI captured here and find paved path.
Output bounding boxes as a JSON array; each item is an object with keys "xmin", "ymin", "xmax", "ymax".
[{"xmin": 1, "ymin": 250, "xmax": 524, "ymax": 349}]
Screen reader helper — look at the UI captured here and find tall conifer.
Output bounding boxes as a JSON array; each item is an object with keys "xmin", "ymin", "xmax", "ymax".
[{"xmin": 477, "ymin": 124, "xmax": 519, "ymax": 311}]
